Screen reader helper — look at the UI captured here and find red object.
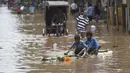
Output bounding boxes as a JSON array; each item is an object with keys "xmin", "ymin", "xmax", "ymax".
[{"xmin": 16, "ymin": 7, "xmax": 21, "ymax": 12}]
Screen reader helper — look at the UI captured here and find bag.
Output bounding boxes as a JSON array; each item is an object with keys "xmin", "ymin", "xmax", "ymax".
[
  {"xmin": 20, "ymin": 6, "xmax": 24, "ymax": 11},
  {"xmin": 16, "ymin": 8, "xmax": 21, "ymax": 12}
]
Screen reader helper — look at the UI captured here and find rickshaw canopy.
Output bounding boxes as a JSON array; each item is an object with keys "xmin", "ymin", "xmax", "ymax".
[{"xmin": 45, "ymin": 1, "xmax": 69, "ymax": 6}]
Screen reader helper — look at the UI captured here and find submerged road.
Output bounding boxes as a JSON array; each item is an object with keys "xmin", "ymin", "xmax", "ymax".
[{"xmin": 0, "ymin": 6, "xmax": 130, "ymax": 73}]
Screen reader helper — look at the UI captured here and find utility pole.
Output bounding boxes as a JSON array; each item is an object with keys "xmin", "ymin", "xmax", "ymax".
[
  {"xmin": 115, "ymin": 0, "xmax": 119, "ymax": 29},
  {"xmin": 113, "ymin": 0, "xmax": 119, "ymax": 47},
  {"xmin": 127, "ymin": 0, "xmax": 130, "ymax": 32},
  {"xmin": 106, "ymin": 0, "xmax": 109, "ymax": 31}
]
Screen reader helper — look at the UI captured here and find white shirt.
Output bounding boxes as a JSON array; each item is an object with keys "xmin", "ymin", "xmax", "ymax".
[{"xmin": 71, "ymin": 3, "xmax": 78, "ymax": 10}]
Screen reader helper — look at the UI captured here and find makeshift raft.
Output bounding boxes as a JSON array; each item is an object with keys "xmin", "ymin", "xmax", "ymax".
[{"xmin": 42, "ymin": 50, "xmax": 113, "ymax": 62}]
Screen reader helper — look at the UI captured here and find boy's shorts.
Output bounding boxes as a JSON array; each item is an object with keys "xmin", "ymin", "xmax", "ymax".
[
  {"xmin": 88, "ymin": 46, "xmax": 101, "ymax": 54},
  {"xmin": 74, "ymin": 48, "xmax": 84, "ymax": 56},
  {"xmin": 88, "ymin": 48, "xmax": 96, "ymax": 54}
]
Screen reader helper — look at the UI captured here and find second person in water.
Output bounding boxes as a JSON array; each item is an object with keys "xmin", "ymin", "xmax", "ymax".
[{"xmin": 64, "ymin": 31, "xmax": 100, "ymax": 57}]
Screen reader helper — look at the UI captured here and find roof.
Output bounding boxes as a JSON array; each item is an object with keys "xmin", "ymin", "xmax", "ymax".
[{"xmin": 46, "ymin": 1, "xmax": 69, "ymax": 6}]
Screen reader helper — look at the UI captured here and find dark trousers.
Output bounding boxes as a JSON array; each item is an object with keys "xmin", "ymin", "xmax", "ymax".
[
  {"xmin": 88, "ymin": 16, "xmax": 93, "ymax": 21},
  {"xmin": 88, "ymin": 46, "xmax": 101, "ymax": 54},
  {"xmin": 74, "ymin": 48, "xmax": 84, "ymax": 56}
]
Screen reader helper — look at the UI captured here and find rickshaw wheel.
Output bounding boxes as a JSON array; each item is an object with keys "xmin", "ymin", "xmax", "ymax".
[{"xmin": 56, "ymin": 29, "xmax": 60, "ymax": 37}]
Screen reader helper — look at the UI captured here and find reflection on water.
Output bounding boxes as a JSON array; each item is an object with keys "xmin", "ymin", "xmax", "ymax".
[{"xmin": 0, "ymin": 6, "xmax": 130, "ymax": 73}]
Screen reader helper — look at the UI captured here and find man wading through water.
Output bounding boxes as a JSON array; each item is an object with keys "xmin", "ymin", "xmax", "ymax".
[
  {"xmin": 94, "ymin": 3, "xmax": 100, "ymax": 23},
  {"xmin": 70, "ymin": 1, "xmax": 78, "ymax": 16},
  {"xmin": 76, "ymin": 13, "xmax": 89, "ymax": 38},
  {"xmin": 87, "ymin": 4, "xmax": 94, "ymax": 22}
]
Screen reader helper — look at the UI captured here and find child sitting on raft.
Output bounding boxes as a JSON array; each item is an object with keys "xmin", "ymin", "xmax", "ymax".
[
  {"xmin": 85, "ymin": 31, "xmax": 100, "ymax": 55},
  {"xmin": 64, "ymin": 35, "xmax": 88, "ymax": 57}
]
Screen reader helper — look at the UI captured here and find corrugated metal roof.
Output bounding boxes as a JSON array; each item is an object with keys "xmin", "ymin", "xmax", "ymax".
[{"xmin": 46, "ymin": 1, "xmax": 69, "ymax": 6}]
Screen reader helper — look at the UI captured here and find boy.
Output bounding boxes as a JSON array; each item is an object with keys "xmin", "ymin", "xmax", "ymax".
[
  {"xmin": 64, "ymin": 35, "xmax": 88, "ymax": 57},
  {"xmin": 85, "ymin": 31, "xmax": 100, "ymax": 55},
  {"xmin": 87, "ymin": 4, "xmax": 94, "ymax": 22},
  {"xmin": 70, "ymin": 2, "xmax": 78, "ymax": 16}
]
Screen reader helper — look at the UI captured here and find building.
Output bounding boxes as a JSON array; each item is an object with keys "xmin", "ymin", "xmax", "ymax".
[
  {"xmin": 106, "ymin": 0, "xmax": 130, "ymax": 32},
  {"xmin": 125, "ymin": 0, "xmax": 130, "ymax": 32}
]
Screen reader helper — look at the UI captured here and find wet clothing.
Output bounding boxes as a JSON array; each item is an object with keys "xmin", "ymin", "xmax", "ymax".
[
  {"xmin": 71, "ymin": 40, "xmax": 88, "ymax": 55},
  {"xmin": 85, "ymin": 37, "xmax": 99, "ymax": 50},
  {"xmin": 88, "ymin": 16, "xmax": 93, "ymax": 21},
  {"xmin": 87, "ymin": 6, "xmax": 94, "ymax": 21},
  {"xmin": 29, "ymin": 5, "xmax": 35, "ymax": 14},
  {"xmin": 94, "ymin": 5, "xmax": 100, "ymax": 22},
  {"xmin": 87, "ymin": 6, "xmax": 94, "ymax": 16},
  {"xmin": 16, "ymin": 7, "xmax": 22, "ymax": 14},
  {"xmin": 76, "ymin": 14, "xmax": 89, "ymax": 32},
  {"xmin": 23, "ymin": 6, "xmax": 27, "ymax": 14},
  {"xmin": 88, "ymin": 48, "xmax": 95, "ymax": 54},
  {"xmin": 94, "ymin": 5, "xmax": 100, "ymax": 16},
  {"xmin": 85, "ymin": 37, "xmax": 99, "ymax": 54}
]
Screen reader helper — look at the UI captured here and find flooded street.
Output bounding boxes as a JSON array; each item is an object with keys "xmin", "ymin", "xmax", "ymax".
[{"xmin": 0, "ymin": 6, "xmax": 130, "ymax": 73}]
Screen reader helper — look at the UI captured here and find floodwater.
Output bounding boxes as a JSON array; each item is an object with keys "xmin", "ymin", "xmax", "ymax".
[{"xmin": 0, "ymin": 6, "xmax": 130, "ymax": 73}]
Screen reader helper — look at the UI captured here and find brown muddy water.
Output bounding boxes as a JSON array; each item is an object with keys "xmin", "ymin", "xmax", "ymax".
[{"xmin": 0, "ymin": 6, "xmax": 130, "ymax": 73}]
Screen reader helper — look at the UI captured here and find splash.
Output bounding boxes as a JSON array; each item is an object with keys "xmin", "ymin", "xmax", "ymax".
[{"xmin": 52, "ymin": 43, "xmax": 57, "ymax": 51}]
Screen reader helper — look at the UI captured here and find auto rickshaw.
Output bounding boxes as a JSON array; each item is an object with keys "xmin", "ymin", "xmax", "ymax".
[{"xmin": 43, "ymin": 1, "xmax": 69, "ymax": 37}]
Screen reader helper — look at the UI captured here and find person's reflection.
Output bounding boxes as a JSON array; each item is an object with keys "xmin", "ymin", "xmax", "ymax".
[
  {"xmin": 18, "ymin": 14, "xmax": 24, "ymax": 23},
  {"xmin": 30, "ymin": 14, "xmax": 35, "ymax": 22}
]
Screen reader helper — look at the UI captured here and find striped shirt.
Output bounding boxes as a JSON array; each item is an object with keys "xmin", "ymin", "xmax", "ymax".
[{"xmin": 76, "ymin": 15, "xmax": 89, "ymax": 32}]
